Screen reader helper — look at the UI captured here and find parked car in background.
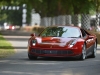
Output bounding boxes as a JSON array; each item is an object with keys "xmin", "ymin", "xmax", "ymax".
[
  {"xmin": 4, "ymin": 25, "xmax": 15, "ymax": 30},
  {"xmin": 28, "ymin": 25, "xmax": 97, "ymax": 60}
]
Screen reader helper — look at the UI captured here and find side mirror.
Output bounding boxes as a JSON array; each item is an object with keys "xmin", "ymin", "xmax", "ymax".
[{"xmin": 31, "ymin": 33, "xmax": 35, "ymax": 37}]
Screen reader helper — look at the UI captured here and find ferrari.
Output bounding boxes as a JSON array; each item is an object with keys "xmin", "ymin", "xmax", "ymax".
[{"xmin": 28, "ymin": 26, "xmax": 97, "ymax": 60}]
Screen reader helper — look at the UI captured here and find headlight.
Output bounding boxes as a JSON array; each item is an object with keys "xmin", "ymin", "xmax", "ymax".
[
  {"xmin": 69, "ymin": 39, "xmax": 77, "ymax": 48},
  {"xmin": 32, "ymin": 39, "xmax": 37, "ymax": 46}
]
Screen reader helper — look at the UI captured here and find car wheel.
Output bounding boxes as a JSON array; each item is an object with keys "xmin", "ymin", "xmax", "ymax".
[
  {"xmin": 28, "ymin": 54, "xmax": 37, "ymax": 60},
  {"xmin": 90, "ymin": 42, "xmax": 97, "ymax": 58},
  {"xmin": 80, "ymin": 44, "xmax": 86, "ymax": 60}
]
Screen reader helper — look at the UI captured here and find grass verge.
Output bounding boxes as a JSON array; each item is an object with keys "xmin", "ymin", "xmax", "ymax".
[{"xmin": 0, "ymin": 33, "xmax": 15, "ymax": 58}]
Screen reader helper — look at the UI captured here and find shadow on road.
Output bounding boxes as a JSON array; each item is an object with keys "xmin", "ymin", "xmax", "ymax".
[{"xmin": 23, "ymin": 55, "xmax": 98, "ymax": 62}]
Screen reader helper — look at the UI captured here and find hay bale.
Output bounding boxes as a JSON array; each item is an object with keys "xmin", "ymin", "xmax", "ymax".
[
  {"xmin": 87, "ymin": 30, "xmax": 100, "ymax": 44},
  {"xmin": 32, "ymin": 26, "xmax": 45, "ymax": 33}
]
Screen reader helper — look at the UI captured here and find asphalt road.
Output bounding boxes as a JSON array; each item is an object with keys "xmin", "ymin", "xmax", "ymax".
[{"xmin": 0, "ymin": 30, "xmax": 100, "ymax": 75}]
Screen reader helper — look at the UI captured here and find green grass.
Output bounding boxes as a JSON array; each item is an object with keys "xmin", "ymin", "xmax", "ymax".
[{"xmin": 0, "ymin": 34, "xmax": 15, "ymax": 58}]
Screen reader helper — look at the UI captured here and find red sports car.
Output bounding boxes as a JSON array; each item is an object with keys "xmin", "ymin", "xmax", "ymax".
[{"xmin": 28, "ymin": 26, "xmax": 97, "ymax": 60}]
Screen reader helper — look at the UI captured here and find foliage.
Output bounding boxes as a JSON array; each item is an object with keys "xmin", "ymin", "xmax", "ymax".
[
  {"xmin": 96, "ymin": 0, "xmax": 100, "ymax": 12},
  {"xmin": 0, "ymin": 0, "xmax": 98, "ymax": 26}
]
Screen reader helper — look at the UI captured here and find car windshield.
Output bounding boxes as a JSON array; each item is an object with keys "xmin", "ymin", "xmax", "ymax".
[{"xmin": 40, "ymin": 26, "xmax": 81, "ymax": 38}]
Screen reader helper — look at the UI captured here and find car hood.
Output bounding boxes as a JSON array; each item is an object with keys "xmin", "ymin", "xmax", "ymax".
[{"xmin": 33, "ymin": 37, "xmax": 78, "ymax": 47}]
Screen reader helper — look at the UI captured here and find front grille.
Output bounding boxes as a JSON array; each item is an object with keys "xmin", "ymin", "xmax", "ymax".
[{"xmin": 31, "ymin": 49, "xmax": 73, "ymax": 55}]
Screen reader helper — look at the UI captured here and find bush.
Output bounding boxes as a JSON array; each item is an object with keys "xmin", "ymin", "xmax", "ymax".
[{"xmin": 21, "ymin": 26, "xmax": 45, "ymax": 33}]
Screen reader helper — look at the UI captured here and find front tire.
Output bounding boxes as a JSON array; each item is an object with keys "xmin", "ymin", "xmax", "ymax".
[
  {"xmin": 28, "ymin": 54, "xmax": 37, "ymax": 60},
  {"xmin": 90, "ymin": 42, "xmax": 97, "ymax": 58},
  {"xmin": 80, "ymin": 44, "xmax": 86, "ymax": 60}
]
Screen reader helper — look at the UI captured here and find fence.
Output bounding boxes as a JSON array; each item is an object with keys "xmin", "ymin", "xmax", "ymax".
[{"xmin": 40, "ymin": 14, "xmax": 100, "ymax": 30}]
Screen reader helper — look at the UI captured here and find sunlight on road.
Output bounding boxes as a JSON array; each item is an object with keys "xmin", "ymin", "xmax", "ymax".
[
  {"xmin": 0, "ymin": 71, "xmax": 85, "ymax": 75},
  {"xmin": 97, "ymin": 50, "xmax": 100, "ymax": 54}
]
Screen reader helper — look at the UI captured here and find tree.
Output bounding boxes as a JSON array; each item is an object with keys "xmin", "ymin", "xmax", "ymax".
[{"xmin": 0, "ymin": 0, "xmax": 97, "ymax": 28}]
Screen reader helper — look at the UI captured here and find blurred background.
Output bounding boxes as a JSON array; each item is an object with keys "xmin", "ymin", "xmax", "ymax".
[{"xmin": 0, "ymin": 0, "xmax": 100, "ymax": 31}]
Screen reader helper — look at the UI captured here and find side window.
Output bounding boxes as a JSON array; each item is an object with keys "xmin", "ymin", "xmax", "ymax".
[{"xmin": 80, "ymin": 29, "xmax": 87, "ymax": 37}]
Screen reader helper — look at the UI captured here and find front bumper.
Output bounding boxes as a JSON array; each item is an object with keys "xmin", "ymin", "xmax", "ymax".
[{"xmin": 28, "ymin": 47, "xmax": 82, "ymax": 58}]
